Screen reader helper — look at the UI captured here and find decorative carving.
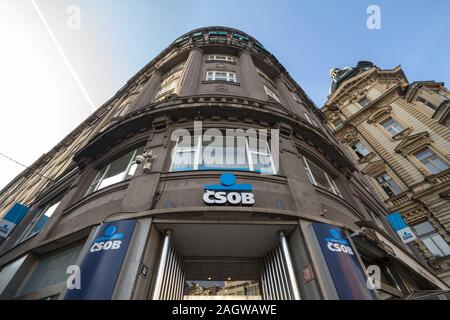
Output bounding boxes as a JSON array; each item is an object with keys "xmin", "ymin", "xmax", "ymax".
[
  {"xmin": 135, "ymin": 150, "xmax": 156, "ymax": 173},
  {"xmin": 361, "ymin": 159, "xmax": 386, "ymax": 177},
  {"xmin": 367, "ymin": 105, "xmax": 392, "ymax": 124},
  {"xmin": 391, "ymin": 127, "xmax": 412, "ymax": 141},
  {"xmin": 394, "ymin": 132, "xmax": 431, "ymax": 156},
  {"xmin": 215, "ymin": 85, "xmax": 229, "ymax": 93},
  {"xmin": 357, "ymin": 152, "xmax": 376, "ymax": 164}
]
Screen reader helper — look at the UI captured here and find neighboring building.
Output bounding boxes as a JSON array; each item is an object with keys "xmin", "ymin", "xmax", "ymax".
[
  {"xmin": 322, "ymin": 61, "xmax": 450, "ymax": 284},
  {"xmin": 0, "ymin": 28, "xmax": 447, "ymax": 300}
]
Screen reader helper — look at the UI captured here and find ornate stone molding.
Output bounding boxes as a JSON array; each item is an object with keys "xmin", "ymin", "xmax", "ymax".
[
  {"xmin": 394, "ymin": 132, "xmax": 431, "ymax": 156},
  {"xmin": 367, "ymin": 105, "xmax": 392, "ymax": 124},
  {"xmin": 361, "ymin": 159, "xmax": 386, "ymax": 177}
]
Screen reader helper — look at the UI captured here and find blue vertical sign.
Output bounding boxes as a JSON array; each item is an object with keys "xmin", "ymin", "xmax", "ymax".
[
  {"xmin": 0, "ymin": 203, "xmax": 30, "ymax": 238},
  {"xmin": 387, "ymin": 212, "xmax": 417, "ymax": 244},
  {"xmin": 64, "ymin": 219, "xmax": 136, "ymax": 300},
  {"xmin": 313, "ymin": 222, "xmax": 375, "ymax": 300}
]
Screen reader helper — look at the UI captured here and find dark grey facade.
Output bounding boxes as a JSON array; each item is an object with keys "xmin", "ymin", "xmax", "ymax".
[{"xmin": 0, "ymin": 27, "xmax": 447, "ymax": 300}]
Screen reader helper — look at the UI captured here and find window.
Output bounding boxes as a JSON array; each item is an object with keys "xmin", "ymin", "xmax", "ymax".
[
  {"xmin": 292, "ymin": 92, "xmax": 303, "ymax": 104},
  {"xmin": 21, "ymin": 200, "xmax": 61, "ymax": 241},
  {"xmin": 155, "ymin": 62, "xmax": 185, "ymax": 99},
  {"xmin": 414, "ymin": 148, "xmax": 448, "ymax": 174},
  {"xmin": 417, "ymin": 96, "xmax": 437, "ymax": 111},
  {"xmin": 376, "ymin": 173, "xmax": 401, "ymax": 197},
  {"xmin": 359, "ymin": 97, "xmax": 371, "ymax": 108},
  {"xmin": 304, "ymin": 113, "xmax": 317, "ymax": 126},
  {"xmin": 263, "ymin": 85, "xmax": 280, "ymax": 103},
  {"xmin": 19, "ymin": 244, "xmax": 83, "ymax": 296},
  {"xmin": 116, "ymin": 102, "xmax": 132, "ymax": 118},
  {"xmin": 170, "ymin": 133, "xmax": 276, "ymax": 174},
  {"xmin": 381, "ymin": 117, "xmax": 404, "ymax": 136},
  {"xmin": 413, "ymin": 222, "xmax": 450, "ymax": 258},
  {"xmin": 351, "ymin": 140, "xmax": 370, "ymax": 159},
  {"xmin": 365, "ymin": 206, "xmax": 386, "ymax": 230},
  {"xmin": 333, "ymin": 118, "xmax": 343, "ymax": 129},
  {"xmin": 303, "ymin": 157, "xmax": 341, "ymax": 196},
  {"xmin": 208, "ymin": 55, "xmax": 235, "ymax": 62},
  {"xmin": 86, "ymin": 147, "xmax": 144, "ymax": 195},
  {"xmin": 206, "ymin": 70, "xmax": 236, "ymax": 82}
]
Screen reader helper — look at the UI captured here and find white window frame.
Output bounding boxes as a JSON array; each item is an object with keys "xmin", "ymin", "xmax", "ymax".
[
  {"xmin": 206, "ymin": 70, "xmax": 237, "ymax": 82},
  {"xmin": 304, "ymin": 113, "xmax": 317, "ymax": 126},
  {"xmin": 264, "ymin": 85, "xmax": 280, "ymax": 103},
  {"xmin": 413, "ymin": 222, "xmax": 450, "ymax": 257},
  {"xmin": 208, "ymin": 55, "xmax": 235, "ymax": 62},
  {"xmin": 376, "ymin": 172, "xmax": 402, "ymax": 197},
  {"xmin": 86, "ymin": 148, "xmax": 142, "ymax": 195},
  {"xmin": 302, "ymin": 157, "xmax": 341, "ymax": 196},
  {"xmin": 381, "ymin": 117, "xmax": 404, "ymax": 136},
  {"xmin": 414, "ymin": 148, "xmax": 449, "ymax": 174},
  {"xmin": 351, "ymin": 140, "xmax": 370, "ymax": 158},
  {"xmin": 170, "ymin": 135, "xmax": 276, "ymax": 174}
]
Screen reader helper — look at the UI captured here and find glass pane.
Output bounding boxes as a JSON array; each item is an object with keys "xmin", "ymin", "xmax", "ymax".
[
  {"xmin": 200, "ymin": 136, "xmax": 249, "ymax": 171},
  {"xmin": 352, "ymin": 141, "xmax": 369, "ymax": 158},
  {"xmin": 251, "ymin": 153, "xmax": 274, "ymax": 174},
  {"xmin": 422, "ymin": 238, "xmax": 443, "ymax": 257},
  {"xmin": 413, "ymin": 222, "xmax": 435, "ymax": 236},
  {"xmin": 24, "ymin": 201, "xmax": 61, "ymax": 239},
  {"xmin": 430, "ymin": 235, "xmax": 450, "ymax": 256},
  {"xmin": 305, "ymin": 158, "xmax": 333, "ymax": 192},
  {"xmin": 19, "ymin": 244, "xmax": 83, "ymax": 295},
  {"xmin": 172, "ymin": 149, "xmax": 196, "ymax": 171},
  {"xmin": 97, "ymin": 151, "xmax": 134, "ymax": 190}
]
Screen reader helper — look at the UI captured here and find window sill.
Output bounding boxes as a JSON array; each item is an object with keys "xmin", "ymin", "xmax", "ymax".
[
  {"xmin": 205, "ymin": 60, "xmax": 236, "ymax": 65},
  {"xmin": 202, "ymin": 80, "xmax": 240, "ymax": 86}
]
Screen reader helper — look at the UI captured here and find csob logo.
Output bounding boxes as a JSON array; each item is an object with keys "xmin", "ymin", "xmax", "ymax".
[
  {"xmin": 325, "ymin": 229, "xmax": 354, "ymax": 255},
  {"xmin": 89, "ymin": 225, "xmax": 124, "ymax": 253},
  {"xmin": 203, "ymin": 173, "xmax": 255, "ymax": 205}
]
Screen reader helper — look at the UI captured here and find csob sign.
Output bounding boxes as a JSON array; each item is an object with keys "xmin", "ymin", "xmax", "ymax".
[
  {"xmin": 387, "ymin": 212, "xmax": 417, "ymax": 244},
  {"xmin": 0, "ymin": 203, "xmax": 30, "ymax": 238},
  {"xmin": 313, "ymin": 222, "xmax": 375, "ymax": 300},
  {"xmin": 64, "ymin": 219, "xmax": 136, "ymax": 300},
  {"xmin": 203, "ymin": 173, "xmax": 255, "ymax": 205}
]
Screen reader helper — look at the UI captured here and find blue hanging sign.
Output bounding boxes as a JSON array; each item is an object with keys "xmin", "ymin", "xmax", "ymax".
[
  {"xmin": 313, "ymin": 222, "xmax": 375, "ymax": 300},
  {"xmin": 64, "ymin": 219, "xmax": 136, "ymax": 300},
  {"xmin": 0, "ymin": 203, "xmax": 30, "ymax": 238}
]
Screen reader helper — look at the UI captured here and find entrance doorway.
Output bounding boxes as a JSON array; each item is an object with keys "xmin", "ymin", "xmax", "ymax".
[{"xmin": 150, "ymin": 222, "xmax": 301, "ymax": 300}]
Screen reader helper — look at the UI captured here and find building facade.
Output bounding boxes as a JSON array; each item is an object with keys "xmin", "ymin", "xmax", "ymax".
[
  {"xmin": 322, "ymin": 61, "xmax": 450, "ymax": 284},
  {"xmin": 0, "ymin": 28, "xmax": 447, "ymax": 300}
]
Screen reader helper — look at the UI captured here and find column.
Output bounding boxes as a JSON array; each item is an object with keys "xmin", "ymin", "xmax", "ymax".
[
  {"xmin": 177, "ymin": 47, "xmax": 203, "ymax": 96},
  {"xmin": 151, "ymin": 229, "xmax": 172, "ymax": 300},
  {"xmin": 239, "ymin": 50, "xmax": 267, "ymax": 101},
  {"xmin": 132, "ymin": 69, "xmax": 163, "ymax": 110},
  {"xmin": 279, "ymin": 231, "xmax": 301, "ymax": 300}
]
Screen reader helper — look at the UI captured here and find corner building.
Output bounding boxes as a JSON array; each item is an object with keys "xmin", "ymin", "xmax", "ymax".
[{"xmin": 0, "ymin": 27, "xmax": 447, "ymax": 300}]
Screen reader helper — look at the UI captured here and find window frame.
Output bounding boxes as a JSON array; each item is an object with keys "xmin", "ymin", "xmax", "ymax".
[
  {"xmin": 263, "ymin": 85, "xmax": 280, "ymax": 103},
  {"xmin": 413, "ymin": 221, "xmax": 450, "ymax": 258},
  {"xmin": 208, "ymin": 55, "xmax": 235, "ymax": 62},
  {"xmin": 351, "ymin": 140, "xmax": 370, "ymax": 159},
  {"xmin": 170, "ymin": 134, "xmax": 277, "ymax": 174},
  {"xmin": 302, "ymin": 157, "xmax": 341, "ymax": 196},
  {"xmin": 413, "ymin": 147, "xmax": 449, "ymax": 175},
  {"xmin": 375, "ymin": 172, "xmax": 402, "ymax": 198},
  {"xmin": 206, "ymin": 70, "xmax": 237, "ymax": 83},
  {"xmin": 86, "ymin": 147, "xmax": 144, "ymax": 196},
  {"xmin": 19, "ymin": 199, "xmax": 62, "ymax": 243},
  {"xmin": 380, "ymin": 117, "xmax": 404, "ymax": 136}
]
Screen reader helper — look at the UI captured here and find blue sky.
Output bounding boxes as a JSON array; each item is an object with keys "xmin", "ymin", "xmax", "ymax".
[
  {"xmin": 0, "ymin": 0, "xmax": 449, "ymax": 189},
  {"xmin": 80, "ymin": 0, "xmax": 450, "ymax": 106}
]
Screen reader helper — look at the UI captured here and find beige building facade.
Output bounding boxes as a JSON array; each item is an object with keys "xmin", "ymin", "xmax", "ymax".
[{"xmin": 322, "ymin": 61, "xmax": 450, "ymax": 284}]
